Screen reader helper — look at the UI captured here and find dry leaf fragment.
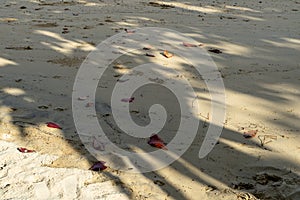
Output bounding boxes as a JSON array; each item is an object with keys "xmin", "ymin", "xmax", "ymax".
[
  {"xmin": 208, "ymin": 48, "xmax": 222, "ymax": 54},
  {"xmin": 78, "ymin": 96, "xmax": 88, "ymax": 100},
  {"xmin": 46, "ymin": 122, "xmax": 62, "ymax": 129},
  {"xmin": 145, "ymin": 53, "xmax": 155, "ymax": 57},
  {"xmin": 143, "ymin": 46, "xmax": 152, "ymax": 50},
  {"xmin": 5, "ymin": 46, "xmax": 32, "ymax": 50},
  {"xmin": 183, "ymin": 42, "xmax": 198, "ymax": 47},
  {"xmin": 104, "ymin": 19, "xmax": 114, "ymax": 22},
  {"xmin": 124, "ymin": 28, "xmax": 135, "ymax": 34},
  {"xmin": 121, "ymin": 97, "xmax": 135, "ymax": 103},
  {"xmin": 162, "ymin": 50, "xmax": 173, "ymax": 58},
  {"xmin": 153, "ymin": 180, "xmax": 165, "ymax": 186},
  {"xmin": 243, "ymin": 130, "xmax": 258, "ymax": 138},
  {"xmin": 89, "ymin": 161, "xmax": 107, "ymax": 171},
  {"xmin": 148, "ymin": 134, "xmax": 167, "ymax": 150},
  {"xmin": 17, "ymin": 147, "xmax": 35, "ymax": 153}
]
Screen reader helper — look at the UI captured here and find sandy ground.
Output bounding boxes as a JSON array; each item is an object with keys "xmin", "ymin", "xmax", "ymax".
[{"xmin": 0, "ymin": 0, "xmax": 300, "ymax": 199}]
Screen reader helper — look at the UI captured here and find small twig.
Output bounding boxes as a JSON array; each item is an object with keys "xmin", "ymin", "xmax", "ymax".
[
  {"xmin": 258, "ymin": 135, "xmax": 277, "ymax": 147},
  {"xmin": 258, "ymin": 135, "xmax": 265, "ymax": 147}
]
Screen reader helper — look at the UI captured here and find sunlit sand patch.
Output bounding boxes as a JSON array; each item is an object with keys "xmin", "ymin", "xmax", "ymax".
[
  {"xmin": 35, "ymin": 30, "xmax": 96, "ymax": 55},
  {"xmin": 262, "ymin": 38, "xmax": 300, "ymax": 50},
  {"xmin": 225, "ymin": 5, "xmax": 262, "ymax": 13},
  {"xmin": 0, "ymin": 17, "xmax": 18, "ymax": 22},
  {"xmin": 2, "ymin": 87, "xmax": 25, "ymax": 96},
  {"xmin": 0, "ymin": 57, "xmax": 18, "ymax": 67},
  {"xmin": 153, "ymin": 1, "xmax": 224, "ymax": 14}
]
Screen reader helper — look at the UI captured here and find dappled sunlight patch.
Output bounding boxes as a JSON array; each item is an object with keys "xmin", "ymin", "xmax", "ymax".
[
  {"xmin": 23, "ymin": 96, "xmax": 35, "ymax": 103},
  {"xmin": 35, "ymin": 30, "xmax": 67, "ymax": 41},
  {"xmin": 0, "ymin": 106, "xmax": 14, "ymax": 123},
  {"xmin": 35, "ymin": 30, "xmax": 96, "ymax": 55},
  {"xmin": 123, "ymin": 16, "xmax": 161, "ymax": 24},
  {"xmin": 115, "ymin": 21, "xmax": 138, "ymax": 27},
  {"xmin": 232, "ymin": 14, "xmax": 264, "ymax": 21},
  {"xmin": 0, "ymin": 57, "xmax": 18, "ymax": 67},
  {"xmin": 34, "ymin": 0, "xmax": 84, "ymax": 6},
  {"xmin": 225, "ymin": 81, "xmax": 300, "ymax": 140},
  {"xmin": 2, "ymin": 87, "xmax": 25, "ymax": 96},
  {"xmin": 40, "ymin": 41, "xmax": 73, "ymax": 55},
  {"xmin": 76, "ymin": 41, "xmax": 97, "ymax": 52},
  {"xmin": 282, "ymin": 37, "xmax": 300, "ymax": 44},
  {"xmin": 258, "ymin": 82, "xmax": 300, "ymax": 102},
  {"xmin": 155, "ymin": 156, "xmax": 230, "ymax": 199},
  {"xmin": 209, "ymin": 41, "xmax": 251, "ymax": 56},
  {"xmin": 0, "ymin": 17, "xmax": 18, "ymax": 22},
  {"xmin": 262, "ymin": 37, "xmax": 300, "ymax": 50},
  {"xmin": 157, "ymin": 1, "xmax": 223, "ymax": 14},
  {"xmin": 81, "ymin": 1, "xmax": 105, "ymax": 7},
  {"xmin": 184, "ymin": 33, "xmax": 207, "ymax": 41},
  {"xmin": 219, "ymin": 42, "xmax": 251, "ymax": 56},
  {"xmin": 218, "ymin": 137, "xmax": 261, "ymax": 154},
  {"xmin": 52, "ymin": 10, "xmax": 63, "ymax": 14},
  {"xmin": 0, "ymin": 106, "xmax": 23, "ymax": 141},
  {"xmin": 225, "ymin": 5, "xmax": 262, "ymax": 13}
]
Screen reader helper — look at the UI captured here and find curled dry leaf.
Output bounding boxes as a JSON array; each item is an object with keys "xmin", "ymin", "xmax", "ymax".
[
  {"xmin": 62, "ymin": 30, "xmax": 69, "ymax": 34},
  {"xmin": 243, "ymin": 130, "xmax": 258, "ymax": 138},
  {"xmin": 145, "ymin": 53, "xmax": 155, "ymax": 57},
  {"xmin": 89, "ymin": 161, "xmax": 107, "ymax": 171},
  {"xmin": 121, "ymin": 97, "xmax": 135, "ymax": 103},
  {"xmin": 143, "ymin": 46, "xmax": 152, "ymax": 50},
  {"xmin": 208, "ymin": 48, "xmax": 222, "ymax": 54},
  {"xmin": 124, "ymin": 28, "xmax": 135, "ymax": 34},
  {"xmin": 78, "ymin": 96, "xmax": 88, "ymax": 101},
  {"xmin": 183, "ymin": 42, "xmax": 198, "ymax": 47},
  {"xmin": 5, "ymin": 46, "xmax": 32, "ymax": 50},
  {"xmin": 17, "ymin": 147, "xmax": 35, "ymax": 153},
  {"xmin": 46, "ymin": 122, "xmax": 62, "ymax": 129},
  {"xmin": 162, "ymin": 50, "xmax": 173, "ymax": 58},
  {"xmin": 148, "ymin": 134, "xmax": 167, "ymax": 150},
  {"xmin": 117, "ymin": 78, "xmax": 129, "ymax": 83}
]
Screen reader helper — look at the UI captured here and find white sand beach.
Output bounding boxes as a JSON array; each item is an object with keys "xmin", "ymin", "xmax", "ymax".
[{"xmin": 0, "ymin": 0, "xmax": 299, "ymax": 199}]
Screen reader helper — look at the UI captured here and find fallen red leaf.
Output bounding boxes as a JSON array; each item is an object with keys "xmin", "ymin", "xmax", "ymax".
[
  {"xmin": 148, "ymin": 134, "xmax": 167, "ymax": 150},
  {"xmin": 183, "ymin": 42, "xmax": 198, "ymax": 47},
  {"xmin": 121, "ymin": 97, "xmax": 135, "ymax": 103},
  {"xmin": 46, "ymin": 122, "xmax": 62, "ymax": 129},
  {"xmin": 243, "ymin": 130, "xmax": 258, "ymax": 139},
  {"xmin": 89, "ymin": 161, "xmax": 107, "ymax": 171},
  {"xmin": 162, "ymin": 50, "xmax": 173, "ymax": 58},
  {"xmin": 17, "ymin": 147, "xmax": 35, "ymax": 153}
]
